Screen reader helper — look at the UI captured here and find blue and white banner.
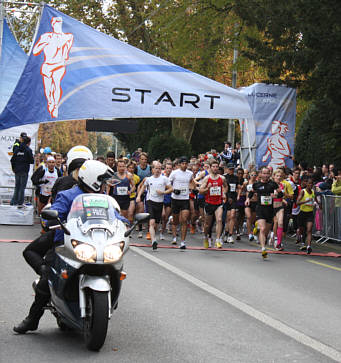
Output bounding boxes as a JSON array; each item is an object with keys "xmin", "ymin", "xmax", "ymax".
[
  {"xmin": 240, "ymin": 83, "xmax": 296, "ymax": 169},
  {"xmin": 0, "ymin": 19, "xmax": 28, "ymax": 112},
  {"xmin": 0, "ymin": 5, "xmax": 252, "ymax": 130}
]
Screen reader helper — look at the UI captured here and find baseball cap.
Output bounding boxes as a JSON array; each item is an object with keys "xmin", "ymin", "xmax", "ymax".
[
  {"xmin": 179, "ymin": 156, "xmax": 188, "ymax": 163},
  {"xmin": 47, "ymin": 156, "xmax": 55, "ymax": 162},
  {"xmin": 20, "ymin": 132, "xmax": 27, "ymax": 138},
  {"xmin": 43, "ymin": 146, "xmax": 52, "ymax": 154},
  {"xmin": 227, "ymin": 162, "xmax": 235, "ymax": 169}
]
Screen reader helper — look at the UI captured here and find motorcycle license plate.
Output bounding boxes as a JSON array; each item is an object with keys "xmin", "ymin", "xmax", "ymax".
[{"xmin": 83, "ymin": 195, "xmax": 109, "ymax": 208}]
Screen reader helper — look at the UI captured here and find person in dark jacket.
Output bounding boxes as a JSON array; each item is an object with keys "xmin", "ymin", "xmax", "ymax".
[{"xmin": 10, "ymin": 136, "xmax": 34, "ymax": 208}]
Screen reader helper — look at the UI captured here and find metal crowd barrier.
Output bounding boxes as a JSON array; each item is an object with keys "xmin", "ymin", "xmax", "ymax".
[
  {"xmin": 0, "ymin": 185, "xmax": 36, "ymax": 209},
  {"xmin": 314, "ymin": 195, "xmax": 341, "ymax": 244}
]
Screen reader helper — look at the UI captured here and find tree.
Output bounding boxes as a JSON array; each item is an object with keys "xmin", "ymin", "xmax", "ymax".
[
  {"xmin": 147, "ymin": 134, "xmax": 191, "ymax": 161},
  {"xmin": 235, "ymin": 0, "xmax": 341, "ymax": 165},
  {"xmin": 96, "ymin": 133, "xmax": 112, "ymax": 157}
]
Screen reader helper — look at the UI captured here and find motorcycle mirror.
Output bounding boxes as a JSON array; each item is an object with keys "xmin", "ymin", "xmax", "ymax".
[
  {"xmin": 134, "ymin": 213, "xmax": 150, "ymax": 223},
  {"xmin": 41, "ymin": 209, "xmax": 59, "ymax": 220}
]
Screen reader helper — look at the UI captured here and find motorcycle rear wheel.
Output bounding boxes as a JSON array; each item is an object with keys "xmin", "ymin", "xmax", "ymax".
[{"xmin": 84, "ymin": 289, "xmax": 109, "ymax": 351}]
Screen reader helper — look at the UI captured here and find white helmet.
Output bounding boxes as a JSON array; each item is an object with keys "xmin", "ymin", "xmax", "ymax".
[
  {"xmin": 78, "ymin": 160, "xmax": 114, "ymax": 192},
  {"xmin": 67, "ymin": 145, "xmax": 93, "ymax": 169}
]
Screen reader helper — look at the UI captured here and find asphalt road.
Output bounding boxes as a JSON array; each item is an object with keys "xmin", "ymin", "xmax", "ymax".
[{"xmin": 1, "ymin": 223, "xmax": 341, "ymax": 362}]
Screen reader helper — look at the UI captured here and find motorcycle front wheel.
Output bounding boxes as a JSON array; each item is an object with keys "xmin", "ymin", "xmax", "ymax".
[{"xmin": 84, "ymin": 289, "xmax": 109, "ymax": 351}]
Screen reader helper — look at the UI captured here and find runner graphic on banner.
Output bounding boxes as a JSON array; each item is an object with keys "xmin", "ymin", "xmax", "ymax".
[
  {"xmin": 33, "ymin": 17, "xmax": 74, "ymax": 118},
  {"xmin": 240, "ymin": 83, "xmax": 296, "ymax": 169}
]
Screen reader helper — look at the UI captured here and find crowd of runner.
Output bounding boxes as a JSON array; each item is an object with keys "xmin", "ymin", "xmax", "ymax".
[{"xmin": 26, "ymin": 141, "xmax": 341, "ymax": 258}]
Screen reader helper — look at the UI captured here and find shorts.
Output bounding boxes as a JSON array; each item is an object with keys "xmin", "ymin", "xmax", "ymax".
[
  {"xmin": 274, "ymin": 205, "xmax": 284, "ymax": 215},
  {"xmin": 256, "ymin": 205, "xmax": 274, "ymax": 224},
  {"xmin": 246, "ymin": 201, "xmax": 257, "ymax": 213},
  {"xmin": 298, "ymin": 211, "xmax": 314, "ymax": 226},
  {"xmin": 163, "ymin": 202, "xmax": 171, "ymax": 208},
  {"xmin": 113, "ymin": 195, "xmax": 130, "ymax": 211},
  {"xmin": 204, "ymin": 203, "xmax": 223, "ymax": 216},
  {"xmin": 225, "ymin": 199, "xmax": 237, "ymax": 211},
  {"xmin": 146, "ymin": 200, "xmax": 163, "ymax": 223},
  {"xmin": 197, "ymin": 198, "xmax": 205, "ymax": 209},
  {"xmin": 39, "ymin": 194, "xmax": 50, "ymax": 204},
  {"xmin": 171, "ymin": 198, "xmax": 190, "ymax": 214}
]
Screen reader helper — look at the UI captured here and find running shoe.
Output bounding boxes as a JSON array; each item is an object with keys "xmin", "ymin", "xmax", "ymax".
[
  {"xmin": 236, "ymin": 234, "xmax": 241, "ymax": 241},
  {"xmin": 160, "ymin": 233, "xmax": 165, "ymax": 240},
  {"xmin": 203, "ymin": 238, "xmax": 209, "ymax": 249},
  {"xmin": 172, "ymin": 237, "xmax": 177, "ymax": 245},
  {"xmin": 146, "ymin": 232, "xmax": 151, "ymax": 240},
  {"xmin": 276, "ymin": 243, "xmax": 284, "ymax": 251},
  {"xmin": 215, "ymin": 240, "xmax": 222, "ymax": 248},
  {"xmin": 307, "ymin": 246, "xmax": 312, "ymax": 254},
  {"xmin": 300, "ymin": 245, "xmax": 307, "ymax": 251},
  {"xmin": 249, "ymin": 234, "xmax": 254, "ymax": 241},
  {"xmin": 227, "ymin": 236, "xmax": 234, "ymax": 244},
  {"xmin": 152, "ymin": 241, "xmax": 158, "ymax": 250},
  {"xmin": 180, "ymin": 241, "xmax": 186, "ymax": 249},
  {"xmin": 262, "ymin": 249, "xmax": 268, "ymax": 259},
  {"xmin": 138, "ymin": 232, "xmax": 143, "ymax": 238}
]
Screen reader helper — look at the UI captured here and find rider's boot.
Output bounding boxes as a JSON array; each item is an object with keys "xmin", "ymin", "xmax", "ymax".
[{"xmin": 13, "ymin": 279, "xmax": 50, "ymax": 334}]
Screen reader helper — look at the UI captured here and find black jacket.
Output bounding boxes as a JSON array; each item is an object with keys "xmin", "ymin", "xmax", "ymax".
[{"xmin": 10, "ymin": 142, "xmax": 34, "ymax": 174}]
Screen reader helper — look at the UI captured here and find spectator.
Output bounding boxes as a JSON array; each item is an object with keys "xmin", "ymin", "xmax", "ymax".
[
  {"xmin": 10, "ymin": 136, "xmax": 34, "ymax": 208},
  {"xmin": 219, "ymin": 142, "xmax": 233, "ymax": 164}
]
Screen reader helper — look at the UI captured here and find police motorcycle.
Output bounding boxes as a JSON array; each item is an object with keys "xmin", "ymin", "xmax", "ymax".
[{"xmin": 41, "ymin": 192, "xmax": 149, "ymax": 351}]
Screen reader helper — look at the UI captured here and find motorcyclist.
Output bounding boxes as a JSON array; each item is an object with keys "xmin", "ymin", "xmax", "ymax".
[
  {"xmin": 22, "ymin": 146, "xmax": 93, "ymax": 281},
  {"xmin": 13, "ymin": 160, "xmax": 127, "ymax": 334}
]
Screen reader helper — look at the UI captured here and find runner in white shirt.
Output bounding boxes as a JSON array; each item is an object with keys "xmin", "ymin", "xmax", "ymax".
[
  {"xmin": 169, "ymin": 156, "xmax": 194, "ymax": 249},
  {"xmin": 137, "ymin": 161, "xmax": 172, "ymax": 250}
]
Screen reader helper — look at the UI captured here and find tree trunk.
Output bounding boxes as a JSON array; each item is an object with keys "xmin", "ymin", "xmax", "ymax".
[{"xmin": 171, "ymin": 118, "xmax": 196, "ymax": 144}]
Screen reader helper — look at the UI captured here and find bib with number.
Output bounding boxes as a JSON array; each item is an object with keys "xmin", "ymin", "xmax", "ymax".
[
  {"xmin": 210, "ymin": 186, "xmax": 221, "ymax": 196},
  {"xmin": 229, "ymin": 183, "xmax": 236, "ymax": 192},
  {"xmin": 117, "ymin": 186, "xmax": 128, "ymax": 196},
  {"xmin": 247, "ymin": 184, "xmax": 253, "ymax": 192},
  {"xmin": 261, "ymin": 196, "xmax": 272, "ymax": 206},
  {"xmin": 180, "ymin": 187, "xmax": 189, "ymax": 196}
]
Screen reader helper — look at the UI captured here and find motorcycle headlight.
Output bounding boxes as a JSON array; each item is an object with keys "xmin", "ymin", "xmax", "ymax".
[
  {"xmin": 104, "ymin": 242, "xmax": 124, "ymax": 263},
  {"xmin": 73, "ymin": 242, "xmax": 96, "ymax": 262}
]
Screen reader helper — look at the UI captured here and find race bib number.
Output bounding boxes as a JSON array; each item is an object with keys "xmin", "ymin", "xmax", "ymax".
[
  {"xmin": 306, "ymin": 198, "xmax": 314, "ymax": 206},
  {"xmin": 247, "ymin": 184, "xmax": 253, "ymax": 192},
  {"xmin": 117, "ymin": 186, "xmax": 128, "ymax": 196},
  {"xmin": 180, "ymin": 187, "xmax": 189, "ymax": 196},
  {"xmin": 261, "ymin": 196, "xmax": 272, "ymax": 206},
  {"xmin": 229, "ymin": 183, "xmax": 236, "ymax": 192},
  {"xmin": 210, "ymin": 186, "xmax": 221, "ymax": 196}
]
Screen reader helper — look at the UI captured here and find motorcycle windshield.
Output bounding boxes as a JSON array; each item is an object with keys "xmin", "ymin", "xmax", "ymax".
[{"xmin": 68, "ymin": 194, "xmax": 118, "ymax": 225}]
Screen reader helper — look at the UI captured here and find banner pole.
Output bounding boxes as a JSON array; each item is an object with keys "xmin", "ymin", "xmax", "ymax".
[
  {"xmin": 28, "ymin": 1, "xmax": 44, "ymax": 55},
  {"xmin": 245, "ymin": 118, "xmax": 254, "ymax": 166},
  {"xmin": 0, "ymin": 1, "xmax": 4, "ymax": 63}
]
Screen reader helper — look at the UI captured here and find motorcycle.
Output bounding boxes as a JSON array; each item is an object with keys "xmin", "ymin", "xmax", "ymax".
[{"xmin": 41, "ymin": 193, "xmax": 149, "ymax": 351}]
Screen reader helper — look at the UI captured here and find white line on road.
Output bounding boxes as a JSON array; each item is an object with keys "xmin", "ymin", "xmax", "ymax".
[{"xmin": 131, "ymin": 246, "xmax": 341, "ymax": 362}]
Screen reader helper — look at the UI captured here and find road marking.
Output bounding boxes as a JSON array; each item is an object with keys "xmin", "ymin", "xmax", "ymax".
[
  {"xmin": 131, "ymin": 246, "xmax": 341, "ymax": 362},
  {"xmin": 307, "ymin": 259, "xmax": 341, "ymax": 272}
]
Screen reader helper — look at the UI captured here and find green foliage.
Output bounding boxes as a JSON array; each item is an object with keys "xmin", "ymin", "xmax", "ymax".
[
  {"xmin": 190, "ymin": 119, "xmax": 229, "ymax": 155},
  {"xmin": 235, "ymin": 0, "xmax": 341, "ymax": 165},
  {"xmin": 295, "ymin": 100, "xmax": 341, "ymax": 167},
  {"xmin": 115, "ymin": 119, "xmax": 172, "ymax": 153},
  {"xmin": 96, "ymin": 133, "xmax": 112, "ymax": 157},
  {"xmin": 147, "ymin": 134, "xmax": 191, "ymax": 161}
]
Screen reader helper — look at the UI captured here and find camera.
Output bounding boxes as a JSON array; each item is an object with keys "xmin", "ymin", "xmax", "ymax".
[{"xmin": 174, "ymin": 189, "xmax": 181, "ymax": 195}]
